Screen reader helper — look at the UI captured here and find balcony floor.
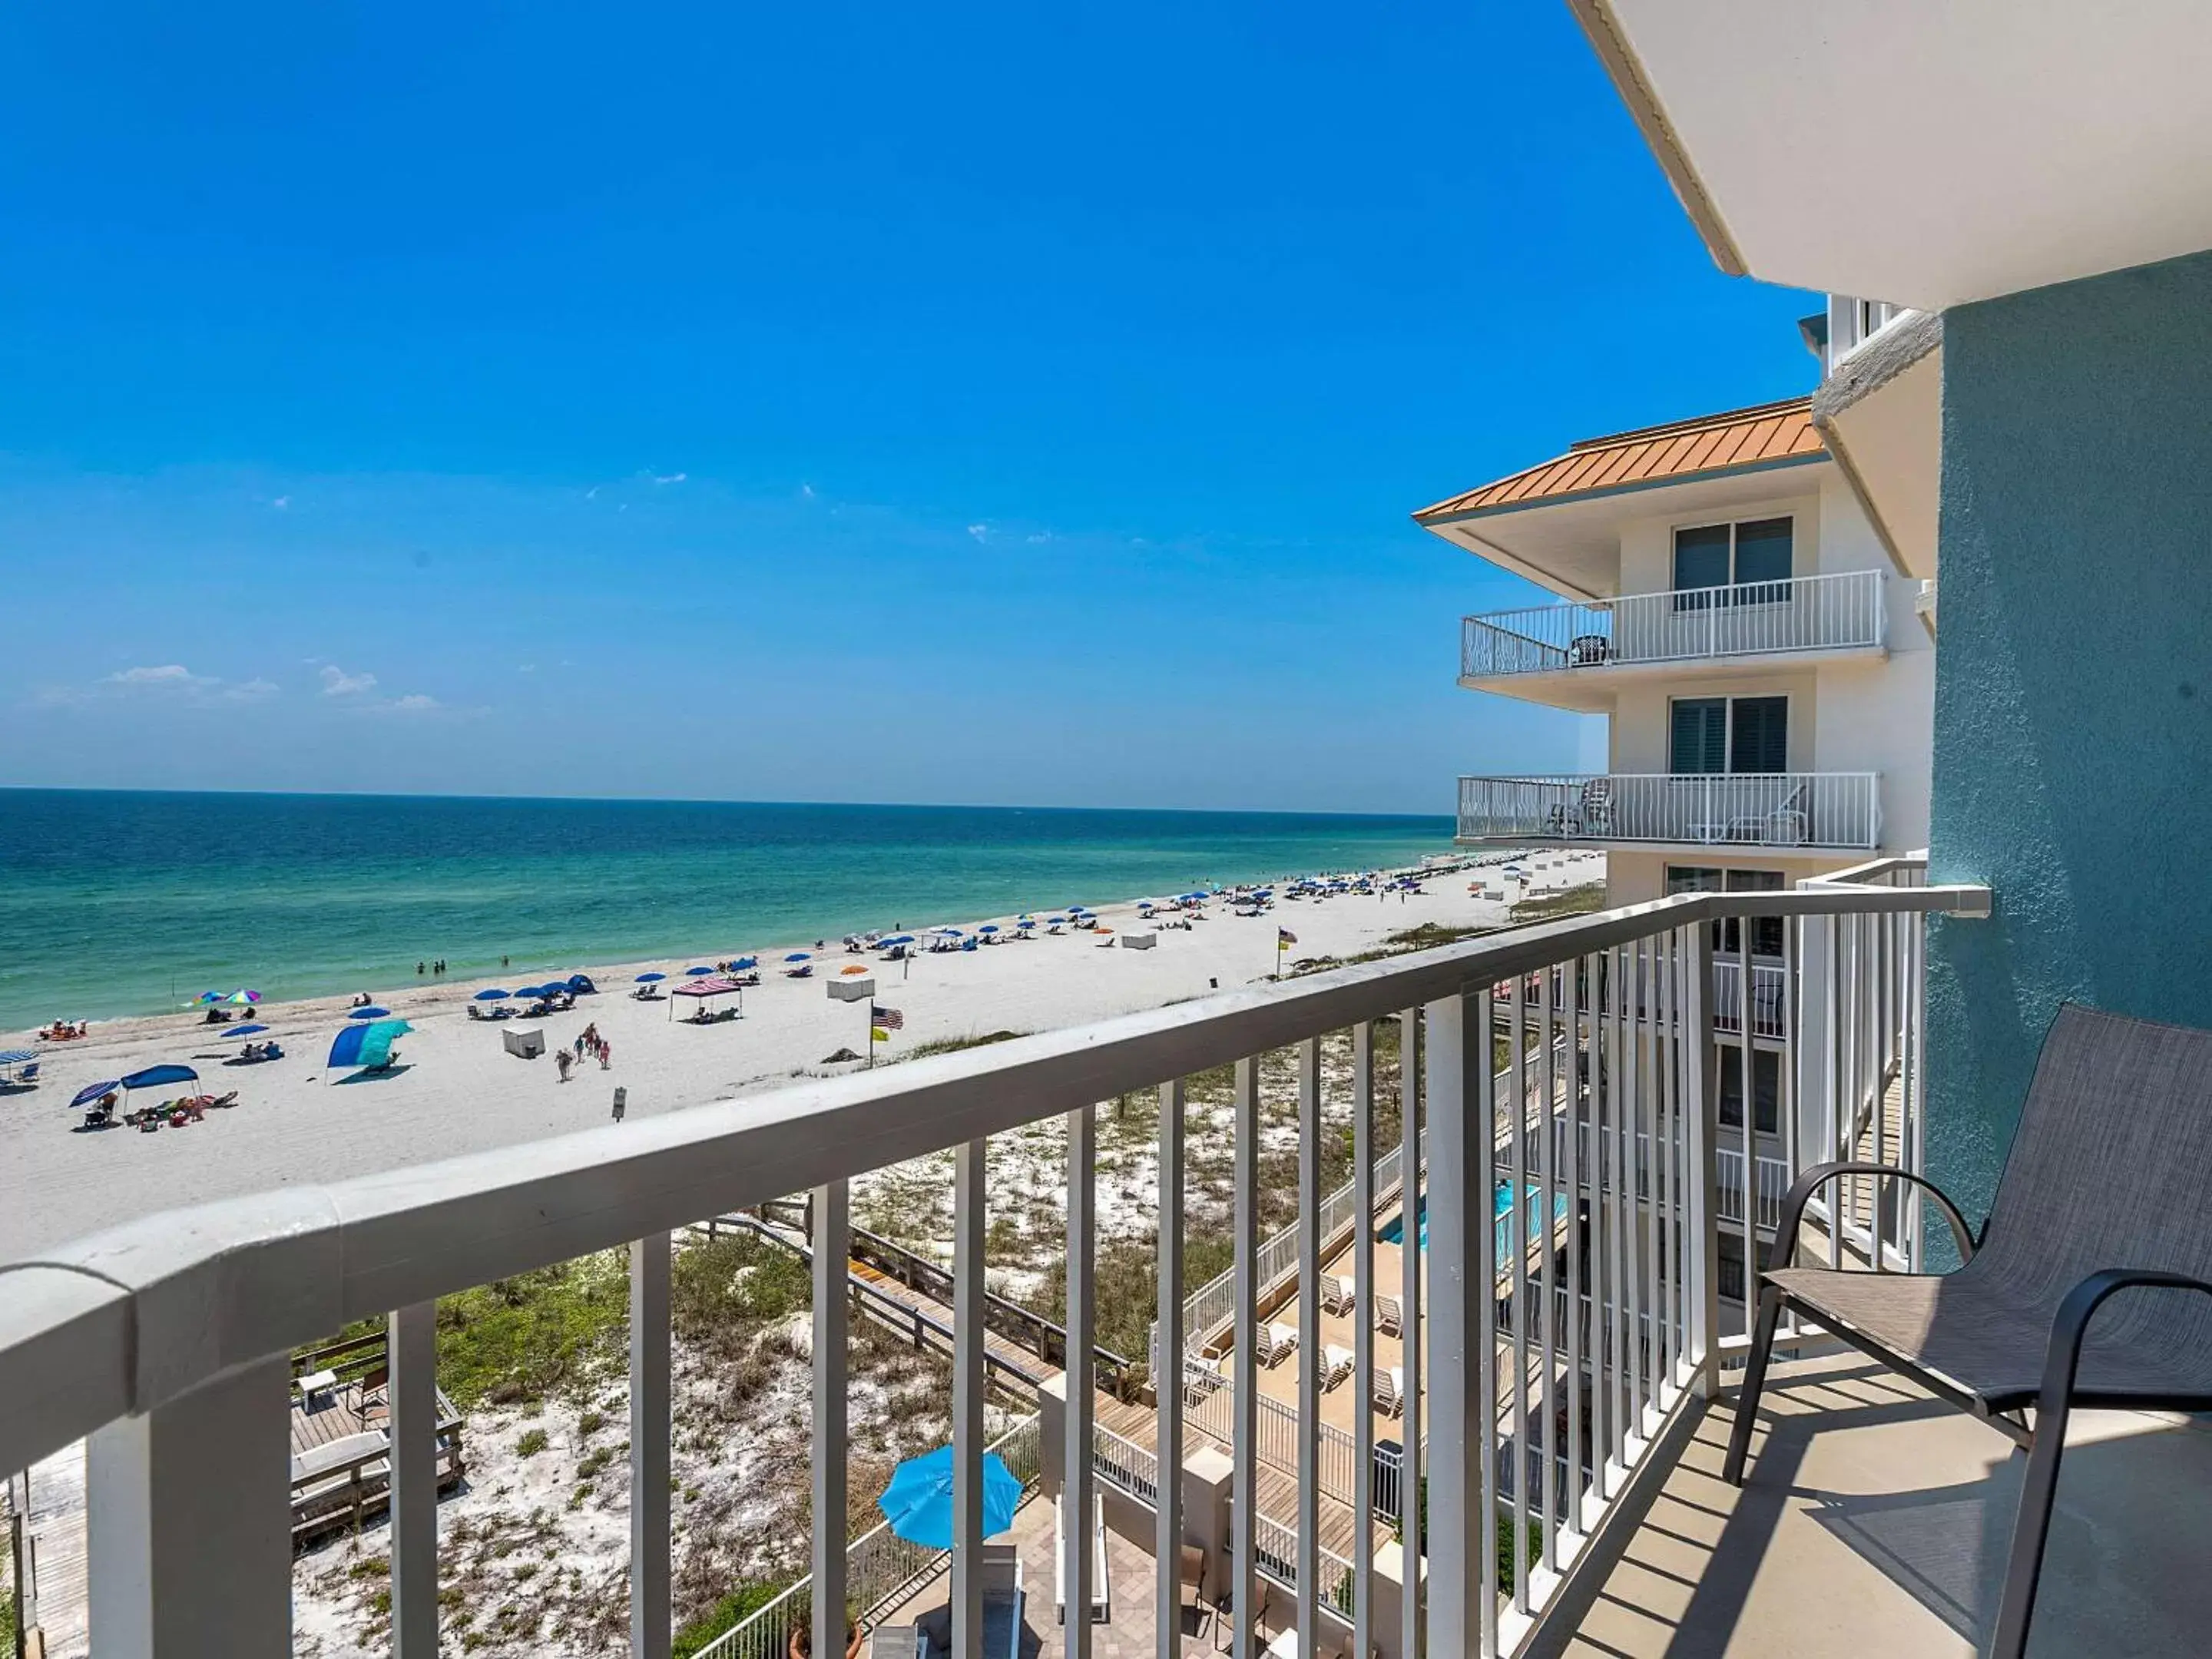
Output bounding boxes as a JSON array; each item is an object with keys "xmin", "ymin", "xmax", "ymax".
[{"xmin": 1563, "ymin": 1349, "xmax": 2212, "ymax": 1657}]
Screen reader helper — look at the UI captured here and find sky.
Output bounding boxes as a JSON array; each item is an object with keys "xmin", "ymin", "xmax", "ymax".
[{"xmin": 0, "ymin": 3, "xmax": 1824, "ymax": 815}]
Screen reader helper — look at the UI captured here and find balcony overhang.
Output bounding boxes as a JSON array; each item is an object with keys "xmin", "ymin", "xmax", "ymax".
[
  {"xmin": 1461, "ymin": 640, "xmax": 1887, "ymax": 710},
  {"xmin": 1568, "ymin": 0, "xmax": 2212, "ymax": 307},
  {"xmin": 1812, "ymin": 312, "xmax": 1943, "ymax": 584}
]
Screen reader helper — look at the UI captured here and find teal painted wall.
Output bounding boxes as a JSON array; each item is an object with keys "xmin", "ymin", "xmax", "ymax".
[{"xmin": 1926, "ymin": 249, "xmax": 2212, "ymax": 1224}]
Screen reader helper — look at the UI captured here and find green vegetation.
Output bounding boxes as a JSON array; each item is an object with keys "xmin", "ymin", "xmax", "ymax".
[
  {"xmin": 515, "ymin": 1427, "xmax": 549, "ymax": 1458},
  {"xmin": 671, "ymin": 1581, "xmax": 795, "ymax": 1658},
  {"xmin": 434, "ymin": 1252, "xmax": 631, "ymax": 1409},
  {"xmin": 1045, "ymin": 1230, "xmax": 1236, "ymax": 1385},
  {"xmin": 904, "ymin": 1029, "xmax": 1023, "ymax": 1060},
  {"xmin": 1509, "ymin": 882, "xmax": 1607, "ymax": 925}
]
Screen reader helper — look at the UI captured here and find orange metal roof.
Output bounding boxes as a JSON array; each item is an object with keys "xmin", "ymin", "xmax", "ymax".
[{"xmin": 1413, "ymin": 396, "xmax": 1825, "ymax": 522}]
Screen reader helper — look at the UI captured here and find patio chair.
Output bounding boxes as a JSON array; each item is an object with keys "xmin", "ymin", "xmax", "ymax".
[
  {"xmin": 1259, "ymin": 1322, "xmax": 1300, "ymax": 1367},
  {"xmin": 1322, "ymin": 1343, "xmax": 1355, "ymax": 1390},
  {"xmin": 1724, "ymin": 1004, "xmax": 2212, "ymax": 1659},
  {"xmin": 1320, "ymin": 1271, "xmax": 1356, "ymax": 1316},
  {"xmin": 1179, "ymin": 1543, "xmax": 1208, "ymax": 1634},
  {"xmin": 1371, "ymin": 1366, "xmax": 1403, "ymax": 1417},
  {"xmin": 1372, "ymin": 1293, "xmax": 1402, "ymax": 1337}
]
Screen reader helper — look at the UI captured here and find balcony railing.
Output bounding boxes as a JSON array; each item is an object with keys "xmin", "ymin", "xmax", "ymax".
[
  {"xmin": 1460, "ymin": 568, "xmax": 1885, "ymax": 681},
  {"xmin": 1459, "ymin": 770, "xmax": 1881, "ymax": 850},
  {"xmin": 0, "ymin": 867, "xmax": 1984, "ymax": 1659}
]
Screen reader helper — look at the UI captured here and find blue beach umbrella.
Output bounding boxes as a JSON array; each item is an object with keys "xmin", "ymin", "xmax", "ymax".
[
  {"xmin": 685, "ymin": 966, "xmax": 714, "ymax": 976},
  {"xmin": 977, "ymin": 924, "xmax": 1000, "ymax": 935},
  {"xmin": 880, "ymin": 935, "xmax": 915, "ymax": 947},
  {"xmin": 348, "ymin": 1005, "xmax": 392, "ymax": 1021},
  {"xmin": 327, "ymin": 1019, "xmax": 412, "ymax": 1071},
  {"xmin": 197, "ymin": 991, "xmax": 224, "ymax": 1004},
  {"xmin": 730, "ymin": 955, "xmax": 758, "ymax": 971},
  {"xmin": 634, "ymin": 972, "xmax": 666, "ymax": 985},
  {"xmin": 71, "ymin": 1079, "xmax": 123, "ymax": 1109},
  {"xmin": 474, "ymin": 988, "xmax": 512, "ymax": 1002},
  {"xmin": 876, "ymin": 1445, "xmax": 1022, "ymax": 1550},
  {"xmin": 222, "ymin": 1023, "xmax": 270, "ymax": 1040},
  {"xmin": 783, "ymin": 952, "xmax": 811, "ymax": 963}
]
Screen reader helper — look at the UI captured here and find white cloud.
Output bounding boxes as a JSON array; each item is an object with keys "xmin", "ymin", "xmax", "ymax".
[
  {"xmin": 219, "ymin": 677, "xmax": 280, "ymax": 703},
  {"xmin": 1025, "ymin": 531, "xmax": 1055, "ymax": 545},
  {"xmin": 800, "ymin": 482, "xmax": 816, "ymax": 499},
  {"xmin": 518, "ymin": 664, "xmax": 538, "ymax": 674},
  {"xmin": 584, "ymin": 486, "xmax": 599, "ymax": 501},
  {"xmin": 107, "ymin": 664, "xmax": 211, "ymax": 687},
  {"xmin": 272, "ymin": 495, "xmax": 291, "ymax": 511},
  {"xmin": 967, "ymin": 523, "xmax": 989, "ymax": 542},
  {"xmin": 386, "ymin": 694, "xmax": 439, "ymax": 714},
  {"xmin": 653, "ymin": 472, "xmax": 688, "ymax": 485},
  {"xmin": 320, "ymin": 664, "xmax": 378, "ymax": 697}
]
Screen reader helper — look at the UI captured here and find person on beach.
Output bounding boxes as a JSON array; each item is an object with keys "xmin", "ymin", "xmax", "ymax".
[
  {"xmin": 500, "ymin": 955, "xmax": 509, "ymax": 969},
  {"xmin": 416, "ymin": 961, "xmax": 426, "ymax": 975},
  {"xmin": 555, "ymin": 1048, "xmax": 572, "ymax": 1082},
  {"xmin": 599, "ymin": 1039, "xmax": 612, "ymax": 1070}
]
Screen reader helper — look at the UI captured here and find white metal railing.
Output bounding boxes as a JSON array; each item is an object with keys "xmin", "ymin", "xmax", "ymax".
[
  {"xmin": 0, "ymin": 874, "xmax": 1983, "ymax": 1659},
  {"xmin": 1711, "ymin": 956, "xmax": 1788, "ymax": 1038},
  {"xmin": 1460, "ymin": 569, "xmax": 1885, "ymax": 681},
  {"xmin": 694, "ymin": 1416, "xmax": 1044, "ymax": 1659},
  {"xmin": 1459, "ymin": 771, "xmax": 1881, "ymax": 851}
]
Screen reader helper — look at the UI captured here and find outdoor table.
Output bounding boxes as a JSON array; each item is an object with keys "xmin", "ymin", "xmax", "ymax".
[{"xmin": 296, "ymin": 1368, "xmax": 339, "ymax": 1404}]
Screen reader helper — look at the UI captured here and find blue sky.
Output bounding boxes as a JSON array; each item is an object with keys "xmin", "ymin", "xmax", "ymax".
[{"xmin": 0, "ymin": 3, "xmax": 1822, "ymax": 814}]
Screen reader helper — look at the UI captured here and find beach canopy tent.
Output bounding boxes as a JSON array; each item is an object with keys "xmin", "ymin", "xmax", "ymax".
[
  {"xmin": 566, "ymin": 974, "xmax": 596, "ymax": 993},
  {"xmin": 731, "ymin": 956, "xmax": 758, "ymax": 971},
  {"xmin": 222, "ymin": 1024, "xmax": 270, "ymax": 1040},
  {"xmin": 878, "ymin": 1446, "xmax": 1022, "ymax": 1550},
  {"xmin": 347, "ymin": 1005, "xmax": 391, "ymax": 1021},
  {"xmin": 879, "ymin": 935, "xmax": 915, "ymax": 947},
  {"xmin": 670, "ymin": 976, "xmax": 742, "ymax": 1019},
  {"xmin": 474, "ymin": 988, "xmax": 512, "ymax": 1002},
  {"xmin": 121, "ymin": 1065, "xmax": 198, "ymax": 1097},
  {"xmin": 327, "ymin": 1019, "xmax": 411, "ymax": 1072},
  {"xmin": 71, "ymin": 1080, "xmax": 123, "ymax": 1109},
  {"xmin": 634, "ymin": 972, "xmax": 666, "ymax": 985}
]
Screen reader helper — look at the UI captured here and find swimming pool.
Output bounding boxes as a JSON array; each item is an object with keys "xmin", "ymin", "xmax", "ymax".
[{"xmin": 1379, "ymin": 1181, "xmax": 1565, "ymax": 1255}]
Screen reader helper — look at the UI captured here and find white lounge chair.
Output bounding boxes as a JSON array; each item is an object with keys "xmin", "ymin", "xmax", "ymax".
[
  {"xmin": 1054, "ymin": 1492, "xmax": 1110, "ymax": 1625},
  {"xmin": 1258, "ymin": 1321, "xmax": 1300, "ymax": 1367},
  {"xmin": 1372, "ymin": 1365, "xmax": 1404, "ymax": 1417},
  {"xmin": 1322, "ymin": 1343, "xmax": 1355, "ymax": 1390},
  {"xmin": 1320, "ymin": 1272, "xmax": 1356, "ymax": 1316},
  {"xmin": 1373, "ymin": 1293, "xmax": 1402, "ymax": 1337}
]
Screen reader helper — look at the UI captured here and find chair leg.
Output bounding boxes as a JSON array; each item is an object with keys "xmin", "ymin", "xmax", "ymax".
[
  {"xmin": 1721, "ymin": 1286, "xmax": 1784, "ymax": 1485},
  {"xmin": 1989, "ymin": 1411, "xmax": 2071, "ymax": 1659}
]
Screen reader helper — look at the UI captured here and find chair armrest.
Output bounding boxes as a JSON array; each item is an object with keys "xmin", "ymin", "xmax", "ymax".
[
  {"xmin": 2037, "ymin": 1269, "xmax": 2212, "ymax": 1401},
  {"xmin": 1763, "ymin": 1161, "xmax": 1980, "ymax": 1275}
]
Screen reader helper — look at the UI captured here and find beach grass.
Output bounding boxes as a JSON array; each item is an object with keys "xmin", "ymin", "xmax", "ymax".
[{"xmin": 1509, "ymin": 881, "xmax": 1606, "ymax": 924}]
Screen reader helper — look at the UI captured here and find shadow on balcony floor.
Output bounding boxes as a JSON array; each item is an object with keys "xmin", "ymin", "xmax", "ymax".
[{"xmin": 1555, "ymin": 1349, "xmax": 2212, "ymax": 1658}]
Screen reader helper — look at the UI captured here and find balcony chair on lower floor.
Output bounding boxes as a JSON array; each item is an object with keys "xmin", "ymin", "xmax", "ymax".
[{"xmin": 1724, "ymin": 1003, "xmax": 2212, "ymax": 1659}]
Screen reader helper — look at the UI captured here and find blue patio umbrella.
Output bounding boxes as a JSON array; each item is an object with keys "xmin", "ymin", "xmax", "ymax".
[
  {"xmin": 685, "ymin": 966, "xmax": 714, "ymax": 976},
  {"xmin": 474, "ymin": 988, "xmax": 512, "ymax": 1001},
  {"xmin": 328, "ymin": 1019, "xmax": 412, "ymax": 1071},
  {"xmin": 876, "ymin": 1445, "xmax": 1022, "ymax": 1550},
  {"xmin": 634, "ymin": 972, "xmax": 667, "ymax": 984},
  {"xmin": 784, "ymin": 952, "xmax": 811, "ymax": 963},
  {"xmin": 880, "ymin": 935, "xmax": 916, "ymax": 946},
  {"xmin": 71, "ymin": 1079, "xmax": 123, "ymax": 1109},
  {"xmin": 977, "ymin": 924, "xmax": 1000, "ymax": 934},
  {"xmin": 222, "ymin": 1023, "xmax": 270, "ymax": 1040},
  {"xmin": 1045, "ymin": 916, "xmax": 1068, "ymax": 926},
  {"xmin": 348, "ymin": 1005, "xmax": 392, "ymax": 1020},
  {"xmin": 122, "ymin": 1064, "xmax": 198, "ymax": 1092}
]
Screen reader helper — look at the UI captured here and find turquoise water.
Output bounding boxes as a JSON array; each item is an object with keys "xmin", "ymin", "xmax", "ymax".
[
  {"xmin": 0, "ymin": 790, "xmax": 1453, "ymax": 1030},
  {"xmin": 1380, "ymin": 1184, "xmax": 1566, "ymax": 1256}
]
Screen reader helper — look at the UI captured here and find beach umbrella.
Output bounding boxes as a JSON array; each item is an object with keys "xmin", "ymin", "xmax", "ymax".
[
  {"xmin": 685, "ymin": 966, "xmax": 714, "ymax": 976},
  {"xmin": 221, "ymin": 1024, "xmax": 270, "ymax": 1040},
  {"xmin": 731, "ymin": 956, "xmax": 758, "ymax": 971},
  {"xmin": 1045, "ymin": 916, "xmax": 1068, "ymax": 926},
  {"xmin": 977, "ymin": 924, "xmax": 1000, "ymax": 935},
  {"xmin": 934, "ymin": 928, "xmax": 963, "ymax": 938},
  {"xmin": 876, "ymin": 1445, "xmax": 1022, "ymax": 1550},
  {"xmin": 122, "ymin": 1064, "xmax": 198, "ymax": 1092},
  {"xmin": 348, "ymin": 1005, "xmax": 392, "ymax": 1021},
  {"xmin": 783, "ymin": 952, "xmax": 811, "ymax": 963},
  {"xmin": 225, "ymin": 989, "xmax": 261, "ymax": 1005},
  {"xmin": 327, "ymin": 1019, "xmax": 412, "ymax": 1072},
  {"xmin": 839, "ymin": 964, "xmax": 871, "ymax": 976},
  {"xmin": 197, "ymin": 991, "xmax": 224, "ymax": 1004},
  {"xmin": 1014, "ymin": 919, "xmax": 1035, "ymax": 929},
  {"xmin": 0, "ymin": 1049, "xmax": 36, "ymax": 1065},
  {"xmin": 71, "ymin": 1080, "xmax": 123, "ymax": 1109},
  {"xmin": 634, "ymin": 972, "xmax": 666, "ymax": 985},
  {"xmin": 880, "ymin": 935, "xmax": 915, "ymax": 946},
  {"xmin": 475, "ymin": 988, "xmax": 512, "ymax": 1001}
]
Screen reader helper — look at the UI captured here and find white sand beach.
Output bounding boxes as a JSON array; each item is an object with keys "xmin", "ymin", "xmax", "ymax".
[{"xmin": 0, "ymin": 853, "xmax": 1601, "ymax": 1262}]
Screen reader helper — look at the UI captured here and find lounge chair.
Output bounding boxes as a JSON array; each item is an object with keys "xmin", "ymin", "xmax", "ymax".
[
  {"xmin": 1320, "ymin": 1272, "xmax": 1355, "ymax": 1316},
  {"xmin": 1724, "ymin": 1005, "xmax": 2212, "ymax": 1659},
  {"xmin": 1373, "ymin": 1293, "xmax": 1402, "ymax": 1337},
  {"xmin": 1053, "ymin": 1492, "xmax": 1109, "ymax": 1625},
  {"xmin": 1323, "ymin": 1343, "xmax": 1355, "ymax": 1390},
  {"xmin": 1372, "ymin": 1365, "xmax": 1404, "ymax": 1417},
  {"xmin": 16, "ymin": 1061, "xmax": 37, "ymax": 1086},
  {"xmin": 1257, "ymin": 1322, "xmax": 1299, "ymax": 1368}
]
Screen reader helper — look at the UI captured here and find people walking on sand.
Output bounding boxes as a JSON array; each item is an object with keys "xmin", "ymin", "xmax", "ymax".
[
  {"xmin": 555, "ymin": 1048, "xmax": 573, "ymax": 1082},
  {"xmin": 599, "ymin": 1038, "xmax": 612, "ymax": 1070}
]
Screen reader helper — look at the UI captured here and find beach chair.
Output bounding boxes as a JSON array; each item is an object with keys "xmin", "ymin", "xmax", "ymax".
[
  {"xmin": 1320, "ymin": 1271, "xmax": 1356, "ymax": 1316},
  {"xmin": 1724, "ymin": 1005, "xmax": 2212, "ymax": 1659},
  {"xmin": 1257, "ymin": 1321, "xmax": 1299, "ymax": 1367},
  {"xmin": 1372, "ymin": 1366, "xmax": 1404, "ymax": 1417},
  {"xmin": 17, "ymin": 1061, "xmax": 37, "ymax": 1086},
  {"xmin": 1373, "ymin": 1292, "xmax": 1402, "ymax": 1337},
  {"xmin": 1322, "ymin": 1343, "xmax": 1355, "ymax": 1390}
]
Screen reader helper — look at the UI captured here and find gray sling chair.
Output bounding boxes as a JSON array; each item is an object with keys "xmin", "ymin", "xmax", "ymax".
[{"xmin": 1722, "ymin": 1004, "xmax": 2212, "ymax": 1659}]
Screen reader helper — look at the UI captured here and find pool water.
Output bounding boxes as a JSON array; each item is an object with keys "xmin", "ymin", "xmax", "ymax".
[{"xmin": 1379, "ymin": 1182, "xmax": 1564, "ymax": 1255}]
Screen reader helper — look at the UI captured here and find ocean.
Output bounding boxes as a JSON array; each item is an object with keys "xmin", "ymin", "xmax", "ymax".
[{"xmin": 0, "ymin": 790, "xmax": 1454, "ymax": 1030}]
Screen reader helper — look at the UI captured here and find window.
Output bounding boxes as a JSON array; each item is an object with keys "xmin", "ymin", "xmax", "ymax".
[
  {"xmin": 1673, "ymin": 517, "xmax": 1794, "ymax": 608},
  {"xmin": 1667, "ymin": 866, "xmax": 1785, "ymax": 958},
  {"xmin": 1670, "ymin": 696, "xmax": 1787, "ymax": 775},
  {"xmin": 1719, "ymin": 1045, "xmax": 1781, "ymax": 1135},
  {"xmin": 1718, "ymin": 1230, "xmax": 1747, "ymax": 1303}
]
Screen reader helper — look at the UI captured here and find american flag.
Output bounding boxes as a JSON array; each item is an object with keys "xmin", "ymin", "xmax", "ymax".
[
  {"xmin": 871, "ymin": 1005, "xmax": 905, "ymax": 1031},
  {"xmin": 1277, "ymin": 928, "xmax": 1298, "ymax": 949}
]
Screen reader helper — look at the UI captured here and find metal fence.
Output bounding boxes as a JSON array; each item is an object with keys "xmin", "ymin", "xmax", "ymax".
[{"xmin": 1458, "ymin": 771, "xmax": 1882, "ymax": 852}]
